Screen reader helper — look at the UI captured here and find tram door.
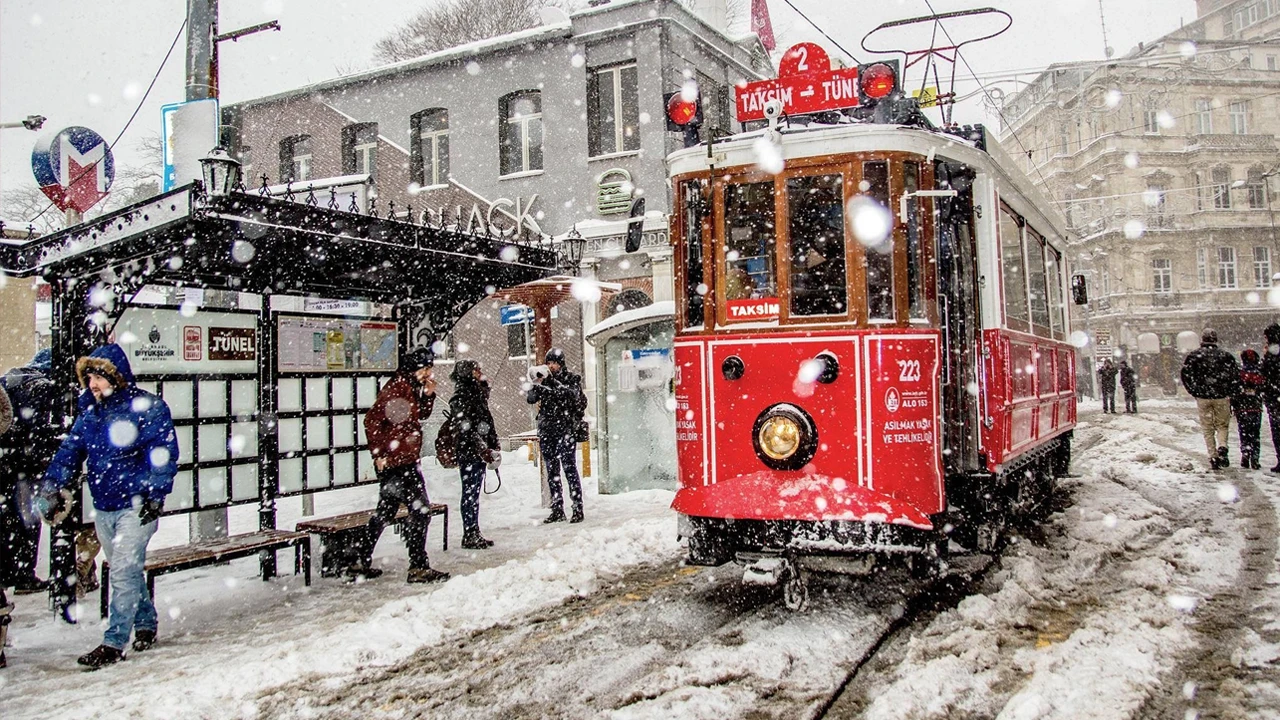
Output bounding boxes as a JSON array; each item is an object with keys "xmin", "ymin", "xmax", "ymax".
[{"xmin": 934, "ymin": 163, "xmax": 982, "ymax": 474}]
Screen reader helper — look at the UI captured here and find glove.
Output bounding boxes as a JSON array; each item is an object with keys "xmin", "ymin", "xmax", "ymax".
[
  {"xmin": 138, "ymin": 498, "xmax": 164, "ymax": 526},
  {"xmin": 32, "ymin": 490, "xmax": 68, "ymax": 526},
  {"xmin": 486, "ymin": 452, "xmax": 502, "ymax": 471}
]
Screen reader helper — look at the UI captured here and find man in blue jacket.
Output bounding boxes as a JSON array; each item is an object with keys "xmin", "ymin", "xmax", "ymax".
[{"xmin": 35, "ymin": 343, "xmax": 178, "ymax": 669}]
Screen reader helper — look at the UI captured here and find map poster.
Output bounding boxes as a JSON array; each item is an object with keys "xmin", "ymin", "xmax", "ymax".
[{"xmin": 277, "ymin": 314, "xmax": 398, "ymax": 373}]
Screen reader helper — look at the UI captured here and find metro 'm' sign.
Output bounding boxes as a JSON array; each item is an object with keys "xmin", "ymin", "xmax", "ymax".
[{"xmin": 736, "ymin": 43, "xmax": 860, "ymax": 122}]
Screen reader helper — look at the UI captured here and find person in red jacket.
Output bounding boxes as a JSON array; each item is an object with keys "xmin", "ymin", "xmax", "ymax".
[
  {"xmin": 1234, "ymin": 348, "xmax": 1266, "ymax": 470},
  {"xmin": 351, "ymin": 347, "xmax": 449, "ymax": 584}
]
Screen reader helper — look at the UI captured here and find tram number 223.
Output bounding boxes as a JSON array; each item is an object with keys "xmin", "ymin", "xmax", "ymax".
[{"xmin": 897, "ymin": 359, "xmax": 922, "ymax": 382}]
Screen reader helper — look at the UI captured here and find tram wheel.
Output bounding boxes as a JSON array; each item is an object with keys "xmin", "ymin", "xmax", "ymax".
[
  {"xmin": 783, "ymin": 570, "xmax": 809, "ymax": 611},
  {"xmin": 686, "ymin": 518, "xmax": 735, "ymax": 566}
]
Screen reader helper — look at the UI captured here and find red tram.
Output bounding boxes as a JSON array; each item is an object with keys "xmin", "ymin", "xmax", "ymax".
[{"xmin": 665, "ymin": 43, "xmax": 1081, "ymax": 607}]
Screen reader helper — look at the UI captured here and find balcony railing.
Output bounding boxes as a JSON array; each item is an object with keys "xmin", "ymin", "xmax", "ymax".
[{"xmin": 1186, "ymin": 134, "xmax": 1277, "ymax": 151}]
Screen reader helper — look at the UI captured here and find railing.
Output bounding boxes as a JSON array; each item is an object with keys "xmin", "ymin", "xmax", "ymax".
[{"xmin": 1186, "ymin": 134, "xmax": 1277, "ymax": 151}]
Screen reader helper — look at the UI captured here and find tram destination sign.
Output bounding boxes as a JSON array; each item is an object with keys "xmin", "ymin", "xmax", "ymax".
[{"xmin": 735, "ymin": 43, "xmax": 860, "ymax": 122}]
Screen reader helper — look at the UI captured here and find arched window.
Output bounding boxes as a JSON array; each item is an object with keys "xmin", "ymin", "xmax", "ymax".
[
  {"xmin": 341, "ymin": 123, "xmax": 378, "ymax": 176},
  {"xmin": 609, "ymin": 289, "xmax": 652, "ymax": 316},
  {"xmin": 411, "ymin": 109, "xmax": 449, "ymax": 187},
  {"xmin": 499, "ymin": 91, "xmax": 542, "ymax": 175},
  {"xmin": 279, "ymin": 135, "xmax": 312, "ymax": 183}
]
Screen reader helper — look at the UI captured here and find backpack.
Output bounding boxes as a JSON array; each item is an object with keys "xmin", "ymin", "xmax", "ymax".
[
  {"xmin": 572, "ymin": 382, "xmax": 589, "ymax": 443},
  {"xmin": 434, "ymin": 411, "xmax": 458, "ymax": 469}
]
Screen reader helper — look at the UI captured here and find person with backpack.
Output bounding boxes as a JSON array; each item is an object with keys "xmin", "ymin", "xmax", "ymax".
[
  {"xmin": 448, "ymin": 359, "xmax": 500, "ymax": 549},
  {"xmin": 1181, "ymin": 329, "xmax": 1242, "ymax": 470},
  {"xmin": 1234, "ymin": 349, "xmax": 1266, "ymax": 470},
  {"xmin": 353, "ymin": 347, "xmax": 449, "ymax": 584},
  {"xmin": 526, "ymin": 347, "xmax": 587, "ymax": 524},
  {"xmin": 0, "ymin": 349, "xmax": 61, "ymax": 595}
]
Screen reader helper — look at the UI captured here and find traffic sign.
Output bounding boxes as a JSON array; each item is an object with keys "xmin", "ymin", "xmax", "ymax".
[
  {"xmin": 735, "ymin": 43, "xmax": 861, "ymax": 122},
  {"xmin": 500, "ymin": 304, "xmax": 533, "ymax": 326},
  {"xmin": 31, "ymin": 126, "xmax": 115, "ymax": 214}
]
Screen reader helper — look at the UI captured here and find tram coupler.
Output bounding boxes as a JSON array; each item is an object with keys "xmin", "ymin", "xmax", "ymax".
[{"xmin": 739, "ymin": 552, "xmax": 790, "ymax": 586}]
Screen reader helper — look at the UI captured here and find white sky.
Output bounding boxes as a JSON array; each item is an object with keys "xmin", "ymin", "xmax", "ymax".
[{"xmin": 0, "ymin": 0, "xmax": 1197, "ymax": 208}]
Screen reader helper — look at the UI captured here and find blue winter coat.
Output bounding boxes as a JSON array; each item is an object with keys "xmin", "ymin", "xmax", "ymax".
[{"xmin": 41, "ymin": 344, "xmax": 179, "ymax": 512}]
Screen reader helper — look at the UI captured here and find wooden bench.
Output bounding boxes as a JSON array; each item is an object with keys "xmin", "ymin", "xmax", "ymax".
[
  {"xmin": 295, "ymin": 503, "xmax": 449, "ymax": 578},
  {"xmin": 100, "ymin": 529, "xmax": 310, "ymax": 619}
]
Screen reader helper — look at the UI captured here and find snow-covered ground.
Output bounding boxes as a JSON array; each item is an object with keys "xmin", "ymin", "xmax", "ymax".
[{"xmin": 5, "ymin": 400, "xmax": 1280, "ymax": 720}]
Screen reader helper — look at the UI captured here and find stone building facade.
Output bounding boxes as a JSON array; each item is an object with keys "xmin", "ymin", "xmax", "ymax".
[
  {"xmin": 225, "ymin": 0, "xmax": 770, "ymax": 439},
  {"xmin": 999, "ymin": 0, "xmax": 1280, "ymax": 393}
]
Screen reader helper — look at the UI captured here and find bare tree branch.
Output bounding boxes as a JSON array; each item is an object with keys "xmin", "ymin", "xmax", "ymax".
[{"xmin": 373, "ymin": 0, "xmax": 568, "ymax": 64}]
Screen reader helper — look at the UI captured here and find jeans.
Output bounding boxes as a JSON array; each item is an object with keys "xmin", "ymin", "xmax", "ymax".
[
  {"xmin": 96, "ymin": 507, "xmax": 158, "ymax": 650},
  {"xmin": 1101, "ymin": 388, "xmax": 1116, "ymax": 413},
  {"xmin": 459, "ymin": 461, "xmax": 485, "ymax": 536},
  {"xmin": 1123, "ymin": 389, "xmax": 1138, "ymax": 413},
  {"xmin": 1237, "ymin": 410, "xmax": 1263, "ymax": 462},
  {"xmin": 0, "ymin": 477, "xmax": 40, "ymax": 584},
  {"xmin": 542, "ymin": 435, "xmax": 583, "ymax": 515},
  {"xmin": 358, "ymin": 464, "xmax": 432, "ymax": 570}
]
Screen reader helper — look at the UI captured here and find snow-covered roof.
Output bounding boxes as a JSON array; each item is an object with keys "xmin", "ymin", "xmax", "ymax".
[{"xmin": 585, "ymin": 300, "xmax": 674, "ymax": 345}]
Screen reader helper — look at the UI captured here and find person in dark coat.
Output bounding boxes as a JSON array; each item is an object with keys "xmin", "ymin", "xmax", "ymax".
[
  {"xmin": 354, "ymin": 347, "xmax": 448, "ymax": 584},
  {"xmin": 1119, "ymin": 360, "xmax": 1138, "ymax": 413},
  {"xmin": 449, "ymin": 360, "xmax": 500, "ymax": 549},
  {"xmin": 1260, "ymin": 323, "xmax": 1280, "ymax": 471},
  {"xmin": 35, "ymin": 343, "xmax": 178, "ymax": 669},
  {"xmin": 1097, "ymin": 359, "xmax": 1118, "ymax": 413},
  {"xmin": 1181, "ymin": 329, "xmax": 1242, "ymax": 469},
  {"xmin": 1233, "ymin": 349, "xmax": 1266, "ymax": 470},
  {"xmin": 0, "ymin": 349, "xmax": 61, "ymax": 595},
  {"xmin": 526, "ymin": 347, "xmax": 587, "ymax": 524}
]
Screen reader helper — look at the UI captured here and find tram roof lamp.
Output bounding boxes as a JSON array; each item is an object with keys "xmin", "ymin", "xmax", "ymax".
[
  {"xmin": 860, "ymin": 64, "xmax": 896, "ymax": 100},
  {"xmin": 200, "ymin": 146, "xmax": 242, "ymax": 197}
]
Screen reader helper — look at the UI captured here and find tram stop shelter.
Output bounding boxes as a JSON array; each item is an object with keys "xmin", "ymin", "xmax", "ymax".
[{"xmin": 0, "ymin": 180, "xmax": 559, "ymax": 588}]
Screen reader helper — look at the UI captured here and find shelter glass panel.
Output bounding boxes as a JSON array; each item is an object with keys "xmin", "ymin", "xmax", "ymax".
[
  {"xmin": 169, "ymin": 472, "xmax": 194, "ymax": 511},
  {"xmin": 306, "ymin": 377, "xmax": 328, "ymax": 411},
  {"xmin": 164, "ymin": 382, "xmax": 194, "ymax": 420},
  {"xmin": 231, "ymin": 465, "xmax": 257, "ymax": 502},
  {"xmin": 862, "ymin": 161, "xmax": 894, "ymax": 320},
  {"xmin": 231, "ymin": 421, "xmax": 257, "ymax": 457},
  {"xmin": 175, "ymin": 426, "xmax": 193, "ymax": 466},
  {"xmin": 231, "ymin": 380, "xmax": 256, "ymax": 416},
  {"xmin": 332, "ymin": 377, "xmax": 353, "ymax": 409},
  {"xmin": 198, "ymin": 467, "xmax": 228, "ymax": 506},
  {"xmin": 198, "ymin": 424, "xmax": 227, "ymax": 463},
  {"xmin": 198, "ymin": 379, "xmax": 226, "ymax": 417},
  {"xmin": 357, "ymin": 377, "xmax": 379, "ymax": 407},
  {"xmin": 307, "ymin": 455, "xmax": 330, "ymax": 489},
  {"xmin": 278, "ymin": 378, "xmax": 302, "ymax": 413},
  {"xmin": 786, "ymin": 173, "xmax": 847, "ymax": 316},
  {"xmin": 333, "ymin": 452, "xmax": 356, "ymax": 485},
  {"xmin": 279, "ymin": 458, "xmax": 303, "ymax": 494},
  {"xmin": 332, "ymin": 414, "xmax": 355, "ymax": 447},
  {"xmin": 723, "ymin": 181, "xmax": 777, "ymax": 302},
  {"xmin": 279, "ymin": 418, "xmax": 303, "ymax": 453},
  {"xmin": 306, "ymin": 416, "xmax": 330, "ymax": 450}
]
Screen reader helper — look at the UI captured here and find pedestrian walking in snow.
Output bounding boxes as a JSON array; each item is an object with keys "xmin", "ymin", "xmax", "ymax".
[
  {"xmin": 1259, "ymin": 323, "xmax": 1280, "ymax": 471},
  {"xmin": 1119, "ymin": 360, "xmax": 1138, "ymax": 413},
  {"xmin": 1097, "ymin": 359, "xmax": 1118, "ymax": 413},
  {"xmin": 449, "ymin": 359, "xmax": 501, "ymax": 549},
  {"xmin": 526, "ymin": 347, "xmax": 588, "ymax": 524},
  {"xmin": 0, "ymin": 349, "xmax": 61, "ymax": 596},
  {"xmin": 1233, "ymin": 349, "xmax": 1266, "ymax": 470},
  {"xmin": 355, "ymin": 347, "xmax": 449, "ymax": 584},
  {"xmin": 1181, "ymin": 329, "xmax": 1242, "ymax": 469},
  {"xmin": 35, "ymin": 344, "xmax": 178, "ymax": 669}
]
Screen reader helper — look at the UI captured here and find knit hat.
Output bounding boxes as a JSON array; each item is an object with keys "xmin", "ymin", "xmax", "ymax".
[
  {"xmin": 30, "ymin": 348, "xmax": 51, "ymax": 371},
  {"xmin": 1201, "ymin": 328, "xmax": 1219, "ymax": 346},
  {"xmin": 402, "ymin": 347, "xmax": 434, "ymax": 372}
]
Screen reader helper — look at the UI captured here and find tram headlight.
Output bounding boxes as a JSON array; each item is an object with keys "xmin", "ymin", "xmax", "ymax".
[{"xmin": 751, "ymin": 403, "xmax": 819, "ymax": 470}]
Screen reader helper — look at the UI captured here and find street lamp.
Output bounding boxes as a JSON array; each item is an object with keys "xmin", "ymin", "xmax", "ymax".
[
  {"xmin": 0, "ymin": 115, "xmax": 45, "ymax": 131},
  {"xmin": 199, "ymin": 146, "xmax": 242, "ymax": 197},
  {"xmin": 560, "ymin": 226, "xmax": 585, "ymax": 274}
]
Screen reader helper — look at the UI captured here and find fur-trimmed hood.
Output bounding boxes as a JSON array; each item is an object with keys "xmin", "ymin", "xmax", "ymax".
[{"xmin": 76, "ymin": 343, "xmax": 136, "ymax": 389}]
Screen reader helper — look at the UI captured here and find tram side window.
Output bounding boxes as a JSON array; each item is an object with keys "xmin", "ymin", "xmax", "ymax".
[
  {"xmin": 724, "ymin": 182, "xmax": 777, "ymax": 302},
  {"xmin": 904, "ymin": 161, "xmax": 927, "ymax": 320},
  {"xmin": 999, "ymin": 206, "xmax": 1030, "ymax": 332},
  {"xmin": 680, "ymin": 180, "xmax": 707, "ymax": 328},
  {"xmin": 862, "ymin": 161, "xmax": 895, "ymax": 321},
  {"xmin": 1046, "ymin": 247, "xmax": 1066, "ymax": 339},
  {"xmin": 1026, "ymin": 228, "xmax": 1052, "ymax": 335},
  {"xmin": 787, "ymin": 174, "xmax": 847, "ymax": 316}
]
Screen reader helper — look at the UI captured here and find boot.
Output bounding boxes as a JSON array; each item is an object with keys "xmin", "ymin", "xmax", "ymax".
[
  {"xmin": 406, "ymin": 567, "xmax": 450, "ymax": 584},
  {"xmin": 77, "ymin": 644, "xmax": 125, "ymax": 669},
  {"xmin": 461, "ymin": 533, "xmax": 494, "ymax": 549},
  {"xmin": 1218, "ymin": 447, "xmax": 1230, "ymax": 468},
  {"xmin": 344, "ymin": 564, "xmax": 384, "ymax": 581},
  {"xmin": 543, "ymin": 508, "xmax": 567, "ymax": 524},
  {"xmin": 11, "ymin": 576, "xmax": 49, "ymax": 595},
  {"xmin": 570, "ymin": 509, "xmax": 584, "ymax": 524},
  {"xmin": 132, "ymin": 628, "xmax": 157, "ymax": 652}
]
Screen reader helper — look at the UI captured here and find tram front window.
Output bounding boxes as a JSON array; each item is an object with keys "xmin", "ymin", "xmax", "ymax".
[
  {"xmin": 787, "ymin": 174, "xmax": 847, "ymax": 316},
  {"xmin": 862, "ymin": 161, "xmax": 894, "ymax": 320},
  {"xmin": 724, "ymin": 182, "xmax": 777, "ymax": 301}
]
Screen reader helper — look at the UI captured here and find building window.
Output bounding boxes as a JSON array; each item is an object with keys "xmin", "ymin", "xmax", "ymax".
[
  {"xmin": 1143, "ymin": 105, "xmax": 1160, "ymax": 134},
  {"xmin": 1198, "ymin": 248, "xmax": 1208, "ymax": 288},
  {"xmin": 1193, "ymin": 172, "xmax": 1205, "ymax": 211},
  {"xmin": 587, "ymin": 63, "xmax": 640, "ymax": 157},
  {"xmin": 697, "ymin": 74, "xmax": 732, "ymax": 138},
  {"xmin": 1219, "ymin": 246, "xmax": 1238, "ymax": 288},
  {"xmin": 1152, "ymin": 258, "xmax": 1172, "ymax": 293},
  {"xmin": 1270, "ymin": 55, "xmax": 1278, "ymax": 71},
  {"xmin": 1146, "ymin": 184, "xmax": 1168, "ymax": 227},
  {"xmin": 341, "ymin": 123, "xmax": 378, "ymax": 177},
  {"xmin": 1195, "ymin": 99, "xmax": 1212, "ymax": 134},
  {"xmin": 1230, "ymin": 101, "xmax": 1249, "ymax": 134},
  {"xmin": 411, "ymin": 108, "xmax": 449, "ymax": 187},
  {"xmin": 1248, "ymin": 168, "xmax": 1267, "ymax": 208},
  {"xmin": 499, "ymin": 91, "xmax": 543, "ymax": 175},
  {"xmin": 1212, "ymin": 167, "xmax": 1232, "ymax": 209},
  {"xmin": 1256, "ymin": 247, "xmax": 1273, "ymax": 287},
  {"xmin": 1250, "ymin": 3, "xmax": 1260, "ymax": 23},
  {"xmin": 279, "ymin": 135, "xmax": 312, "ymax": 183}
]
